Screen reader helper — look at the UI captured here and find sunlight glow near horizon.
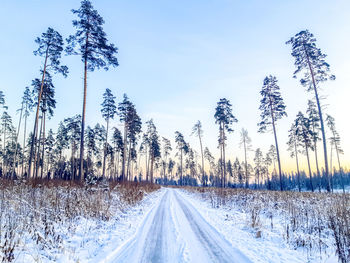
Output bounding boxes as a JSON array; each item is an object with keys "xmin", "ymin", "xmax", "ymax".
[{"xmin": 0, "ymin": 0, "xmax": 349, "ymax": 173}]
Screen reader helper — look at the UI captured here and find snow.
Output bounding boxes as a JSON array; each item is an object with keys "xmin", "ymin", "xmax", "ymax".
[
  {"xmin": 13, "ymin": 186, "xmax": 165, "ymax": 263},
  {"xmin": 8, "ymin": 186, "xmax": 342, "ymax": 262},
  {"xmin": 178, "ymin": 188, "xmax": 338, "ymax": 263},
  {"xmin": 102, "ymin": 188, "xmax": 250, "ymax": 263}
]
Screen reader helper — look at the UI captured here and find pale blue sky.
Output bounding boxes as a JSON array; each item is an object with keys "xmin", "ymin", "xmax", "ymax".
[{"xmin": 1, "ymin": 0, "xmax": 349, "ymax": 171}]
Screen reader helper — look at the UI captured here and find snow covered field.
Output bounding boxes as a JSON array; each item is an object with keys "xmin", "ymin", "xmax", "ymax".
[
  {"xmin": 0, "ymin": 180, "xmax": 161, "ymax": 262},
  {"xmin": 181, "ymin": 187, "xmax": 349, "ymax": 263},
  {"xmin": 1, "ymin": 182, "xmax": 349, "ymax": 262}
]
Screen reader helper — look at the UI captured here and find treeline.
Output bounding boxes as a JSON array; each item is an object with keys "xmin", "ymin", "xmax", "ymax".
[{"xmin": 0, "ymin": 0, "xmax": 347, "ymax": 192}]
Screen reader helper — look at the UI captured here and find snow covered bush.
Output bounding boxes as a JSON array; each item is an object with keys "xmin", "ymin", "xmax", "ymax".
[
  {"xmin": 0, "ymin": 178, "xmax": 160, "ymax": 262},
  {"xmin": 186, "ymin": 187, "xmax": 350, "ymax": 262}
]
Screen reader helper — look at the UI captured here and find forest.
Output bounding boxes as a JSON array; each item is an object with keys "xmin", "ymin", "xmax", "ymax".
[{"xmin": 0, "ymin": 0, "xmax": 348, "ymax": 193}]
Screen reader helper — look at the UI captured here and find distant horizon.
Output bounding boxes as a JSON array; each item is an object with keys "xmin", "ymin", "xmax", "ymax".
[{"xmin": 1, "ymin": 0, "xmax": 349, "ymax": 175}]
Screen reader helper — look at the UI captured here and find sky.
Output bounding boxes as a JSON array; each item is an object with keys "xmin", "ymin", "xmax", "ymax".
[{"xmin": 0, "ymin": 0, "xmax": 349, "ymax": 173}]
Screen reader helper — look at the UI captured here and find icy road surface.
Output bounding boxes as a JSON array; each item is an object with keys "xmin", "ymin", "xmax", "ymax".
[{"xmin": 102, "ymin": 188, "xmax": 251, "ymax": 263}]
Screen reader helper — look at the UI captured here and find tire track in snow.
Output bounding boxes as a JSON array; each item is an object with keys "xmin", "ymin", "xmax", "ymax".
[
  {"xmin": 104, "ymin": 188, "xmax": 251, "ymax": 263},
  {"xmin": 174, "ymin": 190, "xmax": 251, "ymax": 263}
]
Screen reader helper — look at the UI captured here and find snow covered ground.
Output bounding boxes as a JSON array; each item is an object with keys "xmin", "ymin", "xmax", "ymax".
[
  {"xmin": 56, "ymin": 188, "xmax": 165, "ymax": 263},
  {"xmin": 179, "ymin": 188, "xmax": 340, "ymax": 263},
  {"xmin": 102, "ymin": 188, "xmax": 250, "ymax": 263},
  {"xmin": 2, "ymin": 182, "xmax": 162, "ymax": 262},
  {"xmin": 4, "ymin": 185, "xmax": 345, "ymax": 262}
]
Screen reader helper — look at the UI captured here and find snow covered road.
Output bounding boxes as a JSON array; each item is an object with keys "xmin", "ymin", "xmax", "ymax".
[{"xmin": 102, "ymin": 188, "xmax": 251, "ymax": 263}]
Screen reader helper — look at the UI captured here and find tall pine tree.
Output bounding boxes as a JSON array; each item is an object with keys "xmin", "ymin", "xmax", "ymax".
[
  {"xmin": 67, "ymin": 0, "xmax": 118, "ymax": 180},
  {"xmin": 258, "ymin": 75, "xmax": 286, "ymax": 191},
  {"xmin": 29, "ymin": 27, "xmax": 67, "ymax": 178},
  {"xmin": 214, "ymin": 98, "xmax": 238, "ymax": 188},
  {"xmin": 101, "ymin": 88, "xmax": 117, "ymax": 178},
  {"xmin": 286, "ymin": 30, "xmax": 335, "ymax": 192}
]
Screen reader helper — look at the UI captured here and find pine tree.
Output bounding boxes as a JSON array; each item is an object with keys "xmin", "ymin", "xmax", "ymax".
[
  {"xmin": 64, "ymin": 115, "xmax": 81, "ymax": 180},
  {"xmin": 0, "ymin": 91, "xmax": 5, "ymax": 108},
  {"xmin": 286, "ymin": 30, "xmax": 335, "ymax": 192},
  {"xmin": 191, "ymin": 121, "xmax": 205, "ymax": 182},
  {"xmin": 31, "ymin": 72, "xmax": 56, "ymax": 178},
  {"xmin": 117, "ymin": 95, "xmax": 142, "ymax": 181},
  {"xmin": 146, "ymin": 120, "xmax": 160, "ymax": 183},
  {"xmin": 111, "ymin": 127, "xmax": 123, "ymax": 179},
  {"xmin": 168, "ymin": 158, "xmax": 175, "ymax": 181},
  {"xmin": 175, "ymin": 131, "xmax": 189, "ymax": 185},
  {"xmin": 307, "ymin": 100, "xmax": 321, "ymax": 191},
  {"xmin": 214, "ymin": 98, "xmax": 238, "ymax": 188},
  {"xmin": 29, "ymin": 27, "xmax": 67, "ymax": 178},
  {"xmin": 263, "ymin": 153, "xmax": 272, "ymax": 189},
  {"xmin": 185, "ymin": 147, "xmax": 196, "ymax": 184},
  {"xmin": 294, "ymin": 112, "xmax": 314, "ymax": 192},
  {"xmin": 67, "ymin": 0, "xmax": 119, "ymax": 181},
  {"xmin": 1, "ymin": 111, "xmax": 14, "ymax": 176},
  {"xmin": 233, "ymin": 158, "xmax": 244, "ymax": 186},
  {"xmin": 268, "ymin": 145, "xmax": 277, "ymax": 175},
  {"xmin": 101, "ymin": 88, "xmax": 117, "ymax": 178},
  {"xmin": 44, "ymin": 129, "xmax": 55, "ymax": 178},
  {"xmin": 258, "ymin": 75, "xmax": 287, "ymax": 191},
  {"xmin": 12, "ymin": 87, "xmax": 33, "ymax": 178},
  {"xmin": 161, "ymin": 137, "xmax": 172, "ymax": 183},
  {"xmin": 85, "ymin": 126, "xmax": 98, "ymax": 178},
  {"xmin": 204, "ymin": 147, "xmax": 215, "ymax": 183},
  {"xmin": 239, "ymin": 128, "xmax": 252, "ymax": 188},
  {"xmin": 21, "ymin": 87, "xmax": 33, "ymax": 176},
  {"xmin": 287, "ymin": 123, "xmax": 301, "ymax": 192},
  {"xmin": 118, "ymin": 95, "xmax": 131, "ymax": 180},
  {"xmin": 254, "ymin": 148, "xmax": 264, "ymax": 188},
  {"xmin": 326, "ymin": 114, "xmax": 344, "ymax": 192},
  {"xmin": 226, "ymin": 160, "xmax": 233, "ymax": 185},
  {"xmin": 55, "ymin": 122, "xmax": 69, "ymax": 179}
]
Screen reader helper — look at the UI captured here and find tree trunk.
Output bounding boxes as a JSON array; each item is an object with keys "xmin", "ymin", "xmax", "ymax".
[
  {"xmin": 305, "ymin": 145, "xmax": 313, "ymax": 192},
  {"xmin": 79, "ymin": 31, "xmax": 90, "ymax": 182},
  {"xmin": 116, "ymin": 151, "xmax": 120, "ymax": 179},
  {"xmin": 71, "ymin": 143, "xmax": 75, "ymax": 180},
  {"xmin": 304, "ymin": 47, "xmax": 330, "ymax": 192},
  {"xmin": 243, "ymin": 137, "xmax": 249, "ymax": 188},
  {"xmin": 12, "ymin": 101, "xmax": 24, "ymax": 179},
  {"xmin": 219, "ymin": 123, "xmax": 223, "ymax": 188},
  {"xmin": 22, "ymin": 110, "xmax": 28, "ymax": 177},
  {"xmin": 333, "ymin": 138, "xmax": 345, "ymax": 193},
  {"xmin": 198, "ymin": 129, "xmax": 205, "ymax": 184},
  {"xmin": 102, "ymin": 118, "xmax": 109, "ymax": 178},
  {"xmin": 270, "ymin": 104, "xmax": 283, "ymax": 191},
  {"xmin": 40, "ymin": 112, "xmax": 46, "ymax": 179},
  {"xmin": 2, "ymin": 121, "xmax": 6, "ymax": 177},
  {"xmin": 294, "ymin": 140, "xmax": 301, "ymax": 192},
  {"xmin": 180, "ymin": 149, "xmax": 183, "ymax": 186},
  {"xmin": 126, "ymin": 140, "xmax": 132, "ymax": 181},
  {"xmin": 35, "ymin": 114, "xmax": 44, "ymax": 179},
  {"xmin": 28, "ymin": 47, "xmax": 49, "ymax": 178},
  {"xmin": 330, "ymin": 143, "xmax": 333, "ymax": 192},
  {"xmin": 222, "ymin": 127, "xmax": 226, "ymax": 188},
  {"xmin": 313, "ymin": 142, "xmax": 321, "ymax": 192},
  {"xmin": 150, "ymin": 156, "xmax": 154, "ymax": 183},
  {"xmin": 79, "ymin": 56, "xmax": 87, "ymax": 182},
  {"xmin": 121, "ymin": 122, "xmax": 127, "ymax": 181}
]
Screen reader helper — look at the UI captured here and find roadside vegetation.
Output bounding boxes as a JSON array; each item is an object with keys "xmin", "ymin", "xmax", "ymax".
[
  {"xmin": 186, "ymin": 187, "xmax": 350, "ymax": 263},
  {"xmin": 0, "ymin": 178, "xmax": 160, "ymax": 262}
]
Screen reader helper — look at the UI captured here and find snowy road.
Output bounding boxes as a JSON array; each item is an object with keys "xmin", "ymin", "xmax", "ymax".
[{"xmin": 102, "ymin": 188, "xmax": 251, "ymax": 263}]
